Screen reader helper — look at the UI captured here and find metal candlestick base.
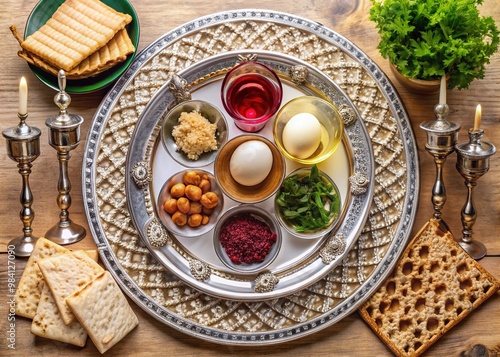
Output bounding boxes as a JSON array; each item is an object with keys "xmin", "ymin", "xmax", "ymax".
[
  {"xmin": 420, "ymin": 103, "xmax": 460, "ymax": 220},
  {"xmin": 45, "ymin": 220, "xmax": 86, "ymax": 245},
  {"xmin": 8, "ymin": 236, "xmax": 38, "ymax": 257},
  {"xmin": 45, "ymin": 70, "xmax": 86, "ymax": 245},
  {"xmin": 458, "ymin": 240, "xmax": 487, "ymax": 260},
  {"xmin": 3, "ymin": 113, "xmax": 41, "ymax": 257},
  {"xmin": 456, "ymin": 129, "xmax": 496, "ymax": 260}
]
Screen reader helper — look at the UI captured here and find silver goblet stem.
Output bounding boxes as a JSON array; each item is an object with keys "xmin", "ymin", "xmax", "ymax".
[
  {"xmin": 420, "ymin": 103, "xmax": 460, "ymax": 221},
  {"xmin": 431, "ymin": 155, "xmax": 448, "ymax": 219},
  {"xmin": 45, "ymin": 70, "xmax": 86, "ymax": 245},
  {"xmin": 461, "ymin": 180, "xmax": 477, "ymax": 244},
  {"xmin": 3, "ymin": 112, "xmax": 41, "ymax": 257},
  {"xmin": 19, "ymin": 161, "xmax": 35, "ymax": 238},
  {"xmin": 455, "ymin": 129, "xmax": 496, "ymax": 259},
  {"xmin": 56, "ymin": 150, "xmax": 72, "ymax": 224}
]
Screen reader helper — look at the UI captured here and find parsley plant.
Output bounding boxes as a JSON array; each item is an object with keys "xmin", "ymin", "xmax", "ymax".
[{"xmin": 370, "ymin": 0, "xmax": 499, "ymax": 89}]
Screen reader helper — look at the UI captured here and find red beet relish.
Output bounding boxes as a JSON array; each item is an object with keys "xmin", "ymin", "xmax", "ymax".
[
  {"xmin": 219, "ymin": 213, "xmax": 277, "ymax": 265},
  {"xmin": 226, "ymin": 74, "xmax": 278, "ymax": 120}
]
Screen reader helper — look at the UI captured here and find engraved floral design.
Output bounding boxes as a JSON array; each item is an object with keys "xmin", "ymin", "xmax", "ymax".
[
  {"xmin": 131, "ymin": 161, "xmax": 151, "ymax": 188},
  {"xmin": 320, "ymin": 233, "xmax": 346, "ymax": 264},
  {"xmin": 189, "ymin": 259, "xmax": 211, "ymax": 281},
  {"xmin": 147, "ymin": 219, "xmax": 169, "ymax": 247},
  {"xmin": 349, "ymin": 172, "xmax": 370, "ymax": 196},
  {"xmin": 254, "ymin": 272, "xmax": 279, "ymax": 293},
  {"xmin": 288, "ymin": 65, "xmax": 308, "ymax": 84},
  {"xmin": 339, "ymin": 104, "xmax": 357, "ymax": 126},
  {"xmin": 168, "ymin": 74, "xmax": 191, "ymax": 108}
]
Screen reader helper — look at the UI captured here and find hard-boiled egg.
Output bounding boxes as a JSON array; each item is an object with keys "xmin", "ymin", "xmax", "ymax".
[
  {"xmin": 282, "ymin": 113, "xmax": 322, "ymax": 159},
  {"xmin": 229, "ymin": 140, "xmax": 273, "ymax": 186}
]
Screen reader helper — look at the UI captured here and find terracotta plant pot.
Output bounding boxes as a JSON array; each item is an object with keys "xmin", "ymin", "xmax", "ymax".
[{"xmin": 389, "ymin": 62, "xmax": 447, "ymax": 95}]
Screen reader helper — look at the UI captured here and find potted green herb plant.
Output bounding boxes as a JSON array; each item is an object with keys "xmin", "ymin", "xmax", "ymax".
[{"xmin": 370, "ymin": 0, "xmax": 499, "ymax": 92}]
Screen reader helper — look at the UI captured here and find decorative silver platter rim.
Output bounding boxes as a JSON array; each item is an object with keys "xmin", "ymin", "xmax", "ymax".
[
  {"xmin": 82, "ymin": 9, "xmax": 419, "ymax": 345},
  {"xmin": 124, "ymin": 49, "xmax": 375, "ymax": 300}
]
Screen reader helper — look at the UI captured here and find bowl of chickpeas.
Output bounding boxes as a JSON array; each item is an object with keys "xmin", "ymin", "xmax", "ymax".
[{"xmin": 157, "ymin": 169, "xmax": 224, "ymax": 237}]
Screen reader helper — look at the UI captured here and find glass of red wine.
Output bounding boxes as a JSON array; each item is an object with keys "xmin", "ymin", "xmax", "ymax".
[{"xmin": 221, "ymin": 61, "xmax": 283, "ymax": 132}]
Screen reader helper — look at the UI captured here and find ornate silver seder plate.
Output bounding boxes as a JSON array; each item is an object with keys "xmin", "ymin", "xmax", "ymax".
[
  {"xmin": 83, "ymin": 10, "xmax": 419, "ymax": 344},
  {"xmin": 125, "ymin": 49, "xmax": 374, "ymax": 301}
]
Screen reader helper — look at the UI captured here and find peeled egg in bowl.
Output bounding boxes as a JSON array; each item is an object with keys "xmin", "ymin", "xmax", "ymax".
[
  {"xmin": 282, "ymin": 112, "xmax": 322, "ymax": 159},
  {"xmin": 214, "ymin": 135, "xmax": 285, "ymax": 203},
  {"xmin": 273, "ymin": 96, "xmax": 344, "ymax": 164},
  {"xmin": 229, "ymin": 140, "xmax": 273, "ymax": 186}
]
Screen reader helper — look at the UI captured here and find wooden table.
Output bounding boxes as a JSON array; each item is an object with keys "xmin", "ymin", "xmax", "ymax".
[{"xmin": 1, "ymin": 0, "xmax": 499, "ymax": 355}]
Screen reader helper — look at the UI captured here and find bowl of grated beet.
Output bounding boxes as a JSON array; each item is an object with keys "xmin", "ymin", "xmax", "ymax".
[{"xmin": 213, "ymin": 204, "xmax": 282, "ymax": 275}]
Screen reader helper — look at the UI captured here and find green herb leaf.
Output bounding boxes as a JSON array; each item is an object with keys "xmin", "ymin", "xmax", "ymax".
[
  {"xmin": 370, "ymin": 0, "xmax": 499, "ymax": 89},
  {"xmin": 276, "ymin": 165, "xmax": 341, "ymax": 232}
]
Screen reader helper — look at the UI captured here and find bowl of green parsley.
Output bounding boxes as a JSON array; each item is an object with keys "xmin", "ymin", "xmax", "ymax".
[{"xmin": 274, "ymin": 165, "xmax": 342, "ymax": 239}]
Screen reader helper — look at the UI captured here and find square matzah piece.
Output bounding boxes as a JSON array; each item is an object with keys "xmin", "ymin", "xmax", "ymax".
[
  {"xmin": 31, "ymin": 282, "xmax": 88, "ymax": 346},
  {"xmin": 14, "ymin": 237, "xmax": 71, "ymax": 319},
  {"xmin": 38, "ymin": 250, "xmax": 104, "ymax": 325},
  {"xmin": 30, "ymin": 250, "xmax": 99, "ymax": 346},
  {"xmin": 66, "ymin": 271, "xmax": 138, "ymax": 354},
  {"xmin": 359, "ymin": 219, "xmax": 500, "ymax": 357}
]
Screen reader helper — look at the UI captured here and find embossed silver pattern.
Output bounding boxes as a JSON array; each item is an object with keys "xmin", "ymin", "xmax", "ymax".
[
  {"xmin": 189, "ymin": 259, "xmax": 212, "ymax": 281},
  {"xmin": 237, "ymin": 53, "xmax": 258, "ymax": 63},
  {"xmin": 131, "ymin": 161, "xmax": 152, "ymax": 188},
  {"xmin": 349, "ymin": 172, "xmax": 370, "ymax": 196},
  {"xmin": 254, "ymin": 272, "xmax": 280, "ymax": 293},
  {"xmin": 288, "ymin": 65, "xmax": 309, "ymax": 85},
  {"xmin": 168, "ymin": 74, "xmax": 191, "ymax": 110},
  {"xmin": 82, "ymin": 10, "xmax": 418, "ymax": 345},
  {"xmin": 146, "ymin": 218, "xmax": 169, "ymax": 248},
  {"xmin": 339, "ymin": 104, "xmax": 357, "ymax": 126},
  {"xmin": 319, "ymin": 233, "xmax": 346, "ymax": 264}
]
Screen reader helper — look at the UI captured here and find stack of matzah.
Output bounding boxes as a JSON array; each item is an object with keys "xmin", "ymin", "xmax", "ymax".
[
  {"xmin": 11, "ymin": 0, "xmax": 135, "ymax": 79},
  {"xmin": 359, "ymin": 219, "xmax": 500, "ymax": 357},
  {"xmin": 15, "ymin": 238, "xmax": 138, "ymax": 354}
]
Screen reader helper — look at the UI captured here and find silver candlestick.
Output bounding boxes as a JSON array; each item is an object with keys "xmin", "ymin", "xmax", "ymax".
[
  {"xmin": 420, "ymin": 102, "xmax": 460, "ymax": 220},
  {"xmin": 45, "ymin": 70, "xmax": 86, "ymax": 245},
  {"xmin": 3, "ymin": 112, "xmax": 41, "ymax": 257},
  {"xmin": 455, "ymin": 128, "xmax": 496, "ymax": 259}
]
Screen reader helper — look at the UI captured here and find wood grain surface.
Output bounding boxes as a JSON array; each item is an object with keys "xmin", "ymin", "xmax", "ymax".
[{"xmin": 1, "ymin": 0, "xmax": 499, "ymax": 356}]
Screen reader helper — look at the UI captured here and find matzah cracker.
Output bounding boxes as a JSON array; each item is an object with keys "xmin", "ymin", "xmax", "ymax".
[
  {"xmin": 68, "ymin": 28, "xmax": 134, "ymax": 77},
  {"xmin": 84, "ymin": 249, "xmax": 99, "ymax": 262},
  {"xmin": 359, "ymin": 219, "xmax": 500, "ymax": 357},
  {"xmin": 12, "ymin": 25, "xmax": 134, "ymax": 79},
  {"xmin": 15, "ymin": 237, "xmax": 70, "ymax": 319},
  {"xmin": 31, "ymin": 282, "xmax": 88, "ymax": 347},
  {"xmin": 30, "ymin": 249, "xmax": 99, "ymax": 346},
  {"xmin": 66, "ymin": 271, "xmax": 139, "ymax": 354},
  {"xmin": 21, "ymin": 0, "xmax": 132, "ymax": 71},
  {"xmin": 38, "ymin": 250, "xmax": 104, "ymax": 325}
]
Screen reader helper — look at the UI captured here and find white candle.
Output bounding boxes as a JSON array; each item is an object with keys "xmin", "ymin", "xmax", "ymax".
[
  {"xmin": 474, "ymin": 104, "xmax": 481, "ymax": 131},
  {"xmin": 439, "ymin": 75, "xmax": 446, "ymax": 105},
  {"xmin": 19, "ymin": 76, "xmax": 28, "ymax": 115}
]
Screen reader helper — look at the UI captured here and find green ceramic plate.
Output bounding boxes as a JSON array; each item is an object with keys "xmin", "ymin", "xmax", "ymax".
[{"xmin": 24, "ymin": 0, "xmax": 140, "ymax": 94}]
